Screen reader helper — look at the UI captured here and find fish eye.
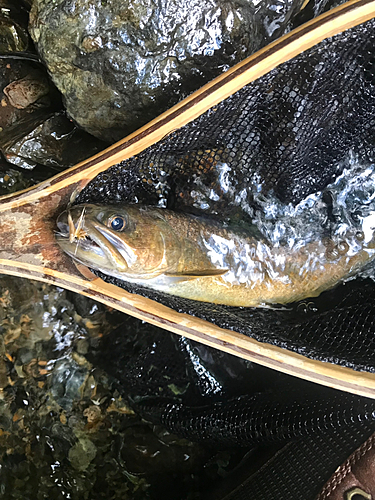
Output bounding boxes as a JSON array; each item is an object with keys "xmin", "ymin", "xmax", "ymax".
[{"xmin": 109, "ymin": 215, "xmax": 126, "ymax": 231}]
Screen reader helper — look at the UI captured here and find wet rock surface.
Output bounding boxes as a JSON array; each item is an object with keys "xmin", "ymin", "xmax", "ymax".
[
  {"xmin": 1, "ymin": 111, "xmax": 108, "ymax": 174},
  {"xmin": 0, "ymin": 0, "xmax": 31, "ymax": 52},
  {"xmin": 29, "ymin": 0, "xmax": 304, "ymax": 142},
  {"xmin": 0, "ymin": 58, "xmax": 57, "ymax": 138},
  {"xmin": 0, "ymin": 55, "xmax": 107, "ymax": 181},
  {"xmin": 0, "ymin": 0, "xmax": 109, "ymax": 184}
]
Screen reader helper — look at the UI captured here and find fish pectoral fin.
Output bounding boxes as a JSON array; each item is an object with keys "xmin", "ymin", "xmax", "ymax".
[
  {"xmin": 73, "ymin": 262, "xmax": 97, "ymax": 281},
  {"xmin": 165, "ymin": 268, "xmax": 228, "ymax": 279}
]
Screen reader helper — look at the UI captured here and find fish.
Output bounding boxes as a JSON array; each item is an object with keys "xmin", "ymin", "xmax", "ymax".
[{"xmin": 55, "ymin": 203, "xmax": 375, "ymax": 307}]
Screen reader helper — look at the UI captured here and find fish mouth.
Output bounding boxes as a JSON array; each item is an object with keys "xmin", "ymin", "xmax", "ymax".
[
  {"xmin": 55, "ymin": 209, "xmax": 130, "ymax": 272},
  {"xmin": 90, "ymin": 221, "xmax": 138, "ymax": 267}
]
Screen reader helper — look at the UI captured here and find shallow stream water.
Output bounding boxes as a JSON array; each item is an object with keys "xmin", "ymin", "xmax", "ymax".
[{"xmin": 0, "ymin": 276, "xmax": 254, "ymax": 499}]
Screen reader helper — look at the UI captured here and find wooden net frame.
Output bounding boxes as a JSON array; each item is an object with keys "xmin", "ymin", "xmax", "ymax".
[{"xmin": 1, "ymin": 0, "xmax": 375, "ymax": 397}]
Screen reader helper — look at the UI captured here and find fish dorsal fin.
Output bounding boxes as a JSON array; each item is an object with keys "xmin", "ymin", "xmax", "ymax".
[{"xmin": 164, "ymin": 269, "xmax": 228, "ymax": 279}]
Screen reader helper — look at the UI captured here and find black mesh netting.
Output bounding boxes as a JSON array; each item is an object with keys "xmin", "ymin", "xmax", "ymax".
[
  {"xmin": 77, "ymin": 18, "xmax": 375, "ymax": 371},
  {"xmin": 89, "ymin": 317, "xmax": 375, "ymax": 498},
  {"xmin": 90, "ymin": 321, "xmax": 375, "ymax": 449}
]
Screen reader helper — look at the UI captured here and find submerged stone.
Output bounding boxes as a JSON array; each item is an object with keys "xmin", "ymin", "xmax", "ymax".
[{"xmin": 68, "ymin": 437, "xmax": 97, "ymax": 471}]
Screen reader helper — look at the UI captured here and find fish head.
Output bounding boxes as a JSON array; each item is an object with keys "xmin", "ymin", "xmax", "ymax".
[{"xmin": 56, "ymin": 204, "xmax": 180, "ymax": 280}]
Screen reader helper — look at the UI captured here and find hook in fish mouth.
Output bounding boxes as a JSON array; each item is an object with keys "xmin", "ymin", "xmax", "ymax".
[
  {"xmin": 56, "ymin": 208, "xmax": 105, "ymax": 262},
  {"xmin": 56, "ymin": 207, "xmax": 87, "ymax": 242},
  {"xmin": 55, "ymin": 207, "xmax": 131, "ymax": 273},
  {"xmin": 56, "ymin": 208, "xmax": 89, "ymax": 256},
  {"xmin": 68, "ymin": 207, "xmax": 87, "ymax": 243}
]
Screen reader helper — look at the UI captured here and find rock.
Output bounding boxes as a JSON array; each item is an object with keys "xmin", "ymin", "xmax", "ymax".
[
  {"xmin": 68, "ymin": 437, "xmax": 97, "ymax": 471},
  {"xmin": 29, "ymin": 0, "xmax": 303, "ymax": 142},
  {"xmin": 0, "ymin": 0, "xmax": 30, "ymax": 52},
  {"xmin": 3, "ymin": 73, "xmax": 49, "ymax": 109},
  {"xmin": 1, "ymin": 111, "xmax": 108, "ymax": 173},
  {"xmin": 50, "ymin": 358, "xmax": 89, "ymax": 411},
  {"xmin": 0, "ymin": 59, "xmax": 58, "ymax": 135},
  {"xmin": 0, "ymin": 161, "xmax": 31, "ymax": 194}
]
